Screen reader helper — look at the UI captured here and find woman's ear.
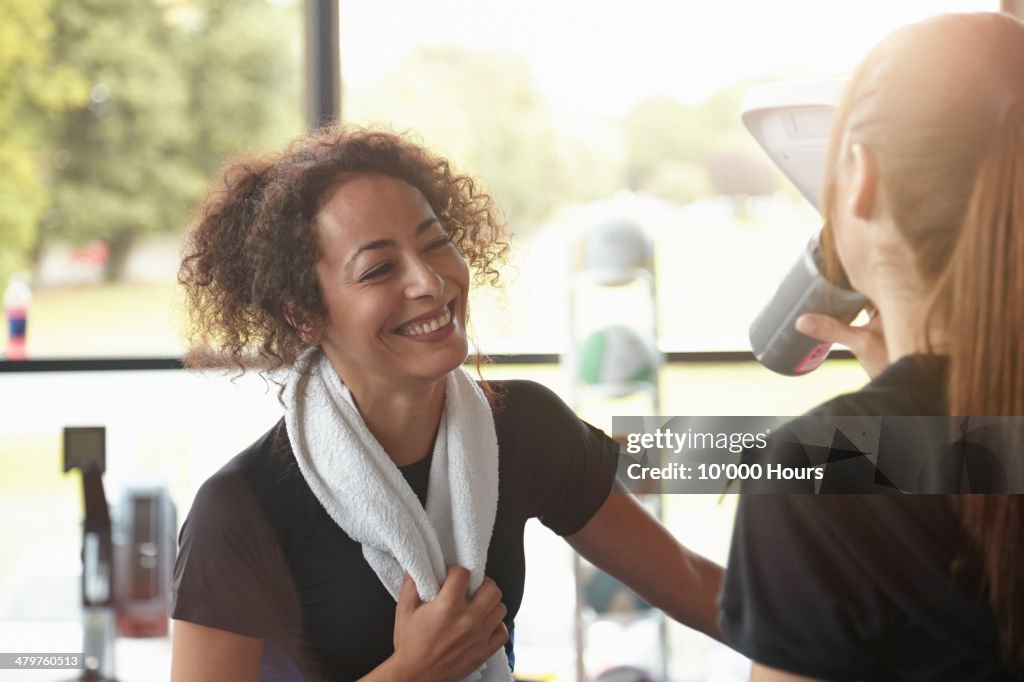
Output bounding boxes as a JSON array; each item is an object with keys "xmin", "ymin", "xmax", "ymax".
[
  {"xmin": 298, "ymin": 326, "xmax": 324, "ymax": 345},
  {"xmin": 284, "ymin": 306, "xmax": 323, "ymax": 345},
  {"xmin": 848, "ymin": 143, "xmax": 879, "ymax": 220}
]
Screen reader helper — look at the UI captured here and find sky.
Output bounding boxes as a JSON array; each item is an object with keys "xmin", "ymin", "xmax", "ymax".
[{"xmin": 338, "ymin": 0, "xmax": 997, "ymax": 117}]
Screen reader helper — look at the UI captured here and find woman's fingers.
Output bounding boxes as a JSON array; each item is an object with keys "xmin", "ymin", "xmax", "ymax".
[
  {"xmin": 796, "ymin": 313, "xmax": 855, "ymax": 345},
  {"xmin": 796, "ymin": 311, "xmax": 889, "ymax": 379},
  {"xmin": 487, "ymin": 621, "xmax": 510, "ymax": 652},
  {"xmin": 481, "ymin": 597, "xmax": 508, "ymax": 635},
  {"xmin": 437, "ymin": 565, "xmax": 471, "ymax": 602},
  {"xmin": 397, "ymin": 571, "xmax": 422, "ymax": 615},
  {"xmin": 391, "ymin": 569, "xmax": 508, "ymax": 680},
  {"xmin": 468, "ymin": 576, "xmax": 507, "ymax": 651},
  {"xmin": 470, "ymin": 576, "xmax": 502, "ymax": 606}
]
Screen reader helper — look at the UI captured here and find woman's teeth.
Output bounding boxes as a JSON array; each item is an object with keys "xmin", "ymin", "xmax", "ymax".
[{"xmin": 398, "ymin": 305, "xmax": 452, "ymax": 336}]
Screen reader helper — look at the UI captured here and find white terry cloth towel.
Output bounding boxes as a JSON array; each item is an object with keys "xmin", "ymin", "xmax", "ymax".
[{"xmin": 284, "ymin": 348, "xmax": 511, "ymax": 681}]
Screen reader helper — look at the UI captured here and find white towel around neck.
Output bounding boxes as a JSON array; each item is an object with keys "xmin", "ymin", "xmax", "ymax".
[{"xmin": 283, "ymin": 348, "xmax": 511, "ymax": 681}]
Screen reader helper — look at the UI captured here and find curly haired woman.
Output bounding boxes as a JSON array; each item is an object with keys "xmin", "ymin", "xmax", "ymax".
[{"xmin": 170, "ymin": 127, "xmax": 724, "ymax": 681}]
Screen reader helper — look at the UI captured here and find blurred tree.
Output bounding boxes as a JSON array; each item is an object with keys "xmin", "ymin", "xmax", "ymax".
[
  {"xmin": 642, "ymin": 160, "xmax": 712, "ymax": 204},
  {"xmin": 705, "ymin": 148, "xmax": 779, "ymax": 216},
  {"xmin": 554, "ymin": 117, "xmax": 629, "ymax": 207},
  {"xmin": 47, "ymin": 0, "xmax": 201, "ymax": 281},
  {"xmin": 348, "ymin": 46, "xmax": 573, "ymax": 233},
  {"xmin": 621, "ymin": 79, "xmax": 784, "ymax": 206},
  {"xmin": 622, "ymin": 95, "xmax": 707, "ymax": 199},
  {"xmin": 45, "ymin": 0, "xmax": 300, "ymax": 282},
  {"xmin": 179, "ymin": 0, "xmax": 301, "ymax": 178},
  {"xmin": 0, "ymin": 0, "xmax": 87, "ymax": 285}
]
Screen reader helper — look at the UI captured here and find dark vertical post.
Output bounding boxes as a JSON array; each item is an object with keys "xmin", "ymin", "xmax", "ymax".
[{"xmin": 305, "ymin": 0, "xmax": 341, "ymax": 129}]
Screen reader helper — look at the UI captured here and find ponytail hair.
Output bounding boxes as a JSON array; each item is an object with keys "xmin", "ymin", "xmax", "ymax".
[
  {"xmin": 941, "ymin": 101, "xmax": 1024, "ymax": 417},
  {"xmin": 943, "ymin": 100, "xmax": 1024, "ymax": 664}
]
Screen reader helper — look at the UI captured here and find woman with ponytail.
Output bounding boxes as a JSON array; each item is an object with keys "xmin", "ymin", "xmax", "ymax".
[{"xmin": 719, "ymin": 12, "xmax": 1024, "ymax": 681}]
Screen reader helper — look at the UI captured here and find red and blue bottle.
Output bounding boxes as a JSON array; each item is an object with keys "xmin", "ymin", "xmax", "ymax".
[{"xmin": 4, "ymin": 277, "xmax": 31, "ymax": 361}]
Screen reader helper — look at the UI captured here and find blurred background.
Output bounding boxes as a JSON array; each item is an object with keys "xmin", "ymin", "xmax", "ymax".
[{"xmin": 0, "ymin": 0, "xmax": 1004, "ymax": 680}]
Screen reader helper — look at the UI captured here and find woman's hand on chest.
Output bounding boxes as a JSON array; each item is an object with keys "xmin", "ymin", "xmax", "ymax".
[{"xmin": 383, "ymin": 567, "xmax": 507, "ymax": 682}]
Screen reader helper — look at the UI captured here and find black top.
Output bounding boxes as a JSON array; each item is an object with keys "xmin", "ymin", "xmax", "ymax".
[
  {"xmin": 735, "ymin": 355, "xmax": 952, "ymax": 494},
  {"xmin": 720, "ymin": 356, "xmax": 1014, "ymax": 681},
  {"xmin": 171, "ymin": 380, "xmax": 619, "ymax": 681}
]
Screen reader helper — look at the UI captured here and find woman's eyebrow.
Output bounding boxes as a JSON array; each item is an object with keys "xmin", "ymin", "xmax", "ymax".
[
  {"xmin": 414, "ymin": 217, "xmax": 441, "ymax": 236},
  {"xmin": 347, "ymin": 218, "xmax": 441, "ymax": 265}
]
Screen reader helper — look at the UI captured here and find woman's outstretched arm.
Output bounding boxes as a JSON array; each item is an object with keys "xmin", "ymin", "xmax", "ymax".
[{"xmin": 565, "ymin": 485, "xmax": 726, "ymax": 643}]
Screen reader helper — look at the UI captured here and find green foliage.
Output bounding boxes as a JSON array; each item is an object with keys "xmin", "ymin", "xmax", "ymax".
[
  {"xmin": 621, "ymin": 79, "xmax": 784, "ymax": 206},
  {"xmin": 643, "ymin": 161, "xmax": 713, "ymax": 204},
  {"xmin": 350, "ymin": 53, "xmax": 798, "ymax": 229},
  {"xmin": 348, "ymin": 46, "xmax": 573, "ymax": 233},
  {"xmin": 0, "ymin": 0, "xmax": 87, "ymax": 284},
  {"xmin": 180, "ymin": 0, "xmax": 302, "ymax": 178},
  {"xmin": 45, "ymin": 0, "xmax": 300, "ymax": 280},
  {"xmin": 8, "ymin": 1, "xmax": 799, "ymax": 288},
  {"xmin": 47, "ymin": 0, "xmax": 204, "ymax": 279},
  {"xmin": 623, "ymin": 95, "xmax": 704, "ymax": 193}
]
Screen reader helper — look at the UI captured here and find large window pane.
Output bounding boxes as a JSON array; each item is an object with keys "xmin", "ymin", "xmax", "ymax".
[
  {"xmin": 340, "ymin": 0, "xmax": 997, "ymax": 353},
  {"xmin": 2, "ymin": 0, "xmax": 303, "ymax": 359}
]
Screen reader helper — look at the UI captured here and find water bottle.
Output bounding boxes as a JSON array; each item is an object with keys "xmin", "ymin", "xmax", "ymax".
[
  {"xmin": 4, "ymin": 276, "xmax": 31, "ymax": 361},
  {"xmin": 749, "ymin": 232, "xmax": 867, "ymax": 375}
]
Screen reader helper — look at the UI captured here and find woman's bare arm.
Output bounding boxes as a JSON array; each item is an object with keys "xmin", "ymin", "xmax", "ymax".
[
  {"xmin": 565, "ymin": 488, "xmax": 725, "ymax": 642},
  {"xmin": 170, "ymin": 620, "xmax": 263, "ymax": 682}
]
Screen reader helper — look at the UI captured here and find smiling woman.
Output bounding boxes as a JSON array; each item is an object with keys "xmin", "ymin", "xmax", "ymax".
[
  {"xmin": 171, "ymin": 126, "xmax": 726, "ymax": 681},
  {"xmin": 177, "ymin": 127, "xmax": 507, "ymax": 376},
  {"xmin": 313, "ymin": 176, "xmax": 471, "ymax": 422}
]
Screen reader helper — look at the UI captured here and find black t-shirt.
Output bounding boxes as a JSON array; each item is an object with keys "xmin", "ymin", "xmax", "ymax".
[
  {"xmin": 171, "ymin": 380, "xmax": 619, "ymax": 681},
  {"xmin": 736, "ymin": 355, "xmax": 952, "ymax": 494},
  {"xmin": 720, "ymin": 356, "xmax": 1014, "ymax": 681}
]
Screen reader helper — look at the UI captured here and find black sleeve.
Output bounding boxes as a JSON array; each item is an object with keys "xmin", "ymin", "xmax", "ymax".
[
  {"xmin": 497, "ymin": 380, "xmax": 620, "ymax": 536},
  {"xmin": 171, "ymin": 467, "xmax": 290, "ymax": 639},
  {"xmin": 718, "ymin": 495, "xmax": 891, "ymax": 681}
]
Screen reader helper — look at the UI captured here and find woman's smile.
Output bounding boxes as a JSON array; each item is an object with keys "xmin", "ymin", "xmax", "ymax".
[{"xmin": 393, "ymin": 300, "xmax": 456, "ymax": 339}]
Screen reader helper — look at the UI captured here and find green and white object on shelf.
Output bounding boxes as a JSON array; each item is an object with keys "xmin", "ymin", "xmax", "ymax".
[{"xmin": 577, "ymin": 325, "xmax": 658, "ymax": 394}]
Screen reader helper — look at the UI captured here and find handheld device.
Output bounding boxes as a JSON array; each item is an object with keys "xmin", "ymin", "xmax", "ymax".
[
  {"xmin": 741, "ymin": 80, "xmax": 868, "ymax": 375},
  {"xmin": 748, "ymin": 234, "xmax": 867, "ymax": 375}
]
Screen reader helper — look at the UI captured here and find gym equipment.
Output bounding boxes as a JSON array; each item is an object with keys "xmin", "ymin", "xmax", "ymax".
[
  {"xmin": 565, "ymin": 215, "xmax": 667, "ymax": 681},
  {"xmin": 64, "ymin": 426, "xmax": 117, "ymax": 682},
  {"xmin": 577, "ymin": 326, "xmax": 658, "ymax": 394},
  {"xmin": 113, "ymin": 487, "xmax": 176, "ymax": 638},
  {"xmin": 62, "ymin": 428, "xmax": 178, "ymax": 681}
]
